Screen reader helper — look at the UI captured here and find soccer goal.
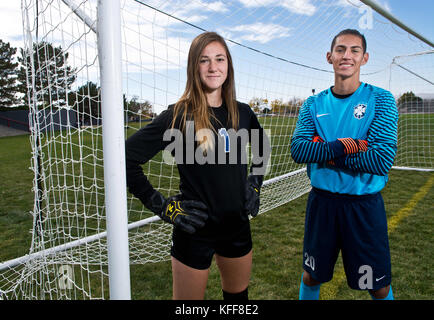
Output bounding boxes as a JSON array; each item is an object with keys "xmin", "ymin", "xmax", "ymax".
[{"xmin": 0, "ymin": 0, "xmax": 433, "ymax": 299}]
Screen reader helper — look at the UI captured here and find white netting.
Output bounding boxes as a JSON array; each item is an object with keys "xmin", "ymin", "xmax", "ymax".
[{"xmin": 1, "ymin": 0, "xmax": 432, "ymax": 299}]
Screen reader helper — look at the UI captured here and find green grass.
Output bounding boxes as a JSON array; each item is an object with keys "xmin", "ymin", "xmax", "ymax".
[
  {"xmin": 129, "ymin": 170, "xmax": 434, "ymax": 300},
  {"xmin": 396, "ymin": 113, "xmax": 434, "ymax": 168},
  {"xmin": 0, "ymin": 113, "xmax": 433, "ymax": 300},
  {"xmin": 0, "ymin": 135, "xmax": 34, "ymax": 262}
]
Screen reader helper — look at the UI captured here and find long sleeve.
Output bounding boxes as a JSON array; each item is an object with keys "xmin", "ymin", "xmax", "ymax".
[
  {"xmin": 125, "ymin": 108, "xmax": 173, "ymax": 205},
  {"xmin": 290, "ymin": 97, "xmax": 337, "ymax": 164},
  {"xmin": 343, "ymin": 90, "xmax": 398, "ymax": 176}
]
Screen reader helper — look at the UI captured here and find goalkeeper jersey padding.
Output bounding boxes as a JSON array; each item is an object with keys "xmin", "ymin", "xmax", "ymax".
[{"xmin": 291, "ymin": 82, "xmax": 398, "ymax": 195}]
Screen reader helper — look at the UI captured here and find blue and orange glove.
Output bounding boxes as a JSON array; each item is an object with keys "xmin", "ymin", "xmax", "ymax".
[
  {"xmin": 335, "ymin": 138, "xmax": 368, "ymax": 154},
  {"xmin": 329, "ymin": 137, "xmax": 368, "ymax": 157},
  {"xmin": 312, "ymin": 135, "xmax": 324, "ymax": 143},
  {"xmin": 311, "ymin": 135, "xmax": 368, "ymax": 167}
]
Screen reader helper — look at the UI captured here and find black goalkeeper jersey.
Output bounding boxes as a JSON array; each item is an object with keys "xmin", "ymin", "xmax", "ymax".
[{"xmin": 125, "ymin": 101, "xmax": 269, "ymax": 238}]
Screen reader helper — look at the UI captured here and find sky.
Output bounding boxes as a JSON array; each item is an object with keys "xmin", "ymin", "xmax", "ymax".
[
  {"xmin": 384, "ymin": 0, "xmax": 434, "ymax": 44},
  {"xmin": 1, "ymin": 0, "xmax": 433, "ymax": 112},
  {"xmin": 3, "ymin": 1, "xmax": 433, "ymax": 45}
]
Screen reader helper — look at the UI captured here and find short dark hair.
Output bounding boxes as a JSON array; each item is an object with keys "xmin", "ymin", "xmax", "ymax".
[{"xmin": 330, "ymin": 29, "xmax": 367, "ymax": 53}]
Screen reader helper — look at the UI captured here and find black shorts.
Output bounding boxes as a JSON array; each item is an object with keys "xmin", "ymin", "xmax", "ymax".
[{"xmin": 171, "ymin": 223, "xmax": 252, "ymax": 270}]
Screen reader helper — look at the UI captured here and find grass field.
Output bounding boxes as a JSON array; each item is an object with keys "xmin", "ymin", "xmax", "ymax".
[
  {"xmin": 127, "ymin": 169, "xmax": 433, "ymax": 300},
  {"xmin": 0, "ymin": 113, "xmax": 433, "ymax": 300}
]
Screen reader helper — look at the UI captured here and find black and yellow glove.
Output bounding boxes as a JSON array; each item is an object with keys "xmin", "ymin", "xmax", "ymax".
[
  {"xmin": 145, "ymin": 191, "xmax": 208, "ymax": 234},
  {"xmin": 244, "ymin": 174, "xmax": 263, "ymax": 217}
]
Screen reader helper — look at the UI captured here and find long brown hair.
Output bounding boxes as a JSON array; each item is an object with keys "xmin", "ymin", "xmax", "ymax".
[{"xmin": 172, "ymin": 32, "xmax": 238, "ymax": 151}]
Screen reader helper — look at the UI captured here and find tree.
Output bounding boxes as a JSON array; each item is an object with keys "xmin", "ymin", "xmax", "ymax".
[
  {"xmin": 0, "ymin": 39, "xmax": 19, "ymax": 107},
  {"xmin": 270, "ymin": 97, "xmax": 303, "ymax": 116},
  {"xmin": 397, "ymin": 91, "xmax": 422, "ymax": 104},
  {"xmin": 286, "ymin": 98, "xmax": 303, "ymax": 116},
  {"xmin": 248, "ymin": 97, "xmax": 269, "ymax": 114},
  {"xmin": 68, "ymin": 81, "xmax": 101, "ymax": 126},
  {"xmin": 126, "ymin": 96, "xmax": 154, "ymax": 120},
  {"xmin": 270, "ymin": 99, "xmax": 283, "ymax": 114},
  {"xmin": 17, "ymin": 41, "xmax": 76, "ymax": 108},
  {"xmin": 397, "ymin": 91, "xmax": 423, "ymax": 113}
]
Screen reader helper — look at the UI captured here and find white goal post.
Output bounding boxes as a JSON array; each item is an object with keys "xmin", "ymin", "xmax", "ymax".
[
  {"xmin": 97, "ymin": 0, "xmax": 131, "ymax": 300},
  {"xmin": 0, "ymin": 0, "xmax": 433, "ymax": 300}
]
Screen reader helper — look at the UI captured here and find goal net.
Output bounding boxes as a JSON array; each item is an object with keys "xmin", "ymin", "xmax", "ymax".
[{"xmin": 1, "ymin": 0, "xmax": 432, "ymax": 299}]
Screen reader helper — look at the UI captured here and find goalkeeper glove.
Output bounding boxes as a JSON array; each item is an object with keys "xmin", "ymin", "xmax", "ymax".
[
  {"xmin": 312, "ymin": 135, "xmax": 324, "ymax": 143},
  {"xmin": 145, "ymin": 191, "xmax": 208, "ymax": 234},
  {"xmin": 311, "ymin": 135, "xmax": 358, "ymax": 168},
  {"xmin": 244, "ymin": 174, "xmax": 263, "ymax": 217},
  {"xmin": 312, "ymin": 135, "xmax": 367, "ymax": 154},
  {"xmin": 327, "ymin": 156, "xmax": 346, "ymax": 168},
  {"xmin": 337, "ymin": 138, "xmax": 368, "ymax": 154},
  {"xmin": 328, "ymin": 137, "xmax": 368, "ymax": 157}
]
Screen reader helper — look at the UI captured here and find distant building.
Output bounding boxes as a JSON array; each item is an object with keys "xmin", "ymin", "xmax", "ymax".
[
  {"xmin": 0, "ymin": 108, "xmax": 78, "ymax": 132},
  {"xmin": 398, "ymin": 99, "xmax": 434, "ymax": 114}
]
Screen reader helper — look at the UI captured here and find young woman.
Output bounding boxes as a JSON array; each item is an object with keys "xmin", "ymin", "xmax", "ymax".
[{"xmin": 125, "ymin": 32, "xmax": 269, "ymax": 300}]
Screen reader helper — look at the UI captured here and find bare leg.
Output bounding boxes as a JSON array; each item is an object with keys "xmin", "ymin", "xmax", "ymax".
[
  {"xmin": 171, "ymin": 256, "xmax": 209, "ymax": 300},
  {"xmin": 302, "ymin": 270, "xmax": 321, "ymax": 286},
  {"xmin": 215, "ymin": 249, "xmax": 252, "ymax": 294},
  {"xmin": 369, "ymin": 285, "xmax": 391, "ymax": 299}
]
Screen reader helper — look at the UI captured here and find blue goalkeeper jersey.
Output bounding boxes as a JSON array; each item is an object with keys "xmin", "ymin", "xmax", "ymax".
[{"xmin": 291, "ymin": 82, "xmax": 398, "ymax": 195}]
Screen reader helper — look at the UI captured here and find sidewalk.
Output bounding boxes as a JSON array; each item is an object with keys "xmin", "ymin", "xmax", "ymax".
[{"xmin": 0, "ymin": 124, "xmax": 29, "ymax": 137}]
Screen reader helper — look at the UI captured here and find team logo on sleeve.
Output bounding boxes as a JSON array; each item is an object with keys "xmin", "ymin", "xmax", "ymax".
[{"xmin": 353, "ymin": 103, "xmax": 367, "ymax": 120}]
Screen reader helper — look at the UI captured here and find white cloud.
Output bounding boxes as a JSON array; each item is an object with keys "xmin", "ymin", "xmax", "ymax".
[
  {"xmin": 335, "ymin": 0, "xmax": 392, "ymax": 13},
  {"xmin": 0, "ymin": 2, "xmax": 25, "ymax": 48},
  {"xmin": 238, "ymin": 0, "xmax": 316, "ymax": 16},
  {"xmin": 376, "ymin": 0, "xmax": 392, "ymax": 13},
  {"xmin": 281, "ymin": 0, "xmax": 316, "ymax": 15},
  {"xmin": 157, "ymin": 0, "xmax": 229, "ymax": 24},
  {"xmin": 225, "ymin": 22, "xmax": 292, "ymax": 44},
  {"xmin": 207, "ymin": 1, "xmax": 230, "ymax": 13},
  {"xmin": 6, "ymin": 0, "xmax": 231, "ymax": 77},
  {"xmin": 179, "ymin": 0, "xmax": 229, "ymax": 13}
]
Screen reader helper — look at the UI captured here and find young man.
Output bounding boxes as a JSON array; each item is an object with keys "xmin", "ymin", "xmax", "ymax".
[{"xmin": 291, "ymin": 29, "xmax": 398, "ymax": 300}]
